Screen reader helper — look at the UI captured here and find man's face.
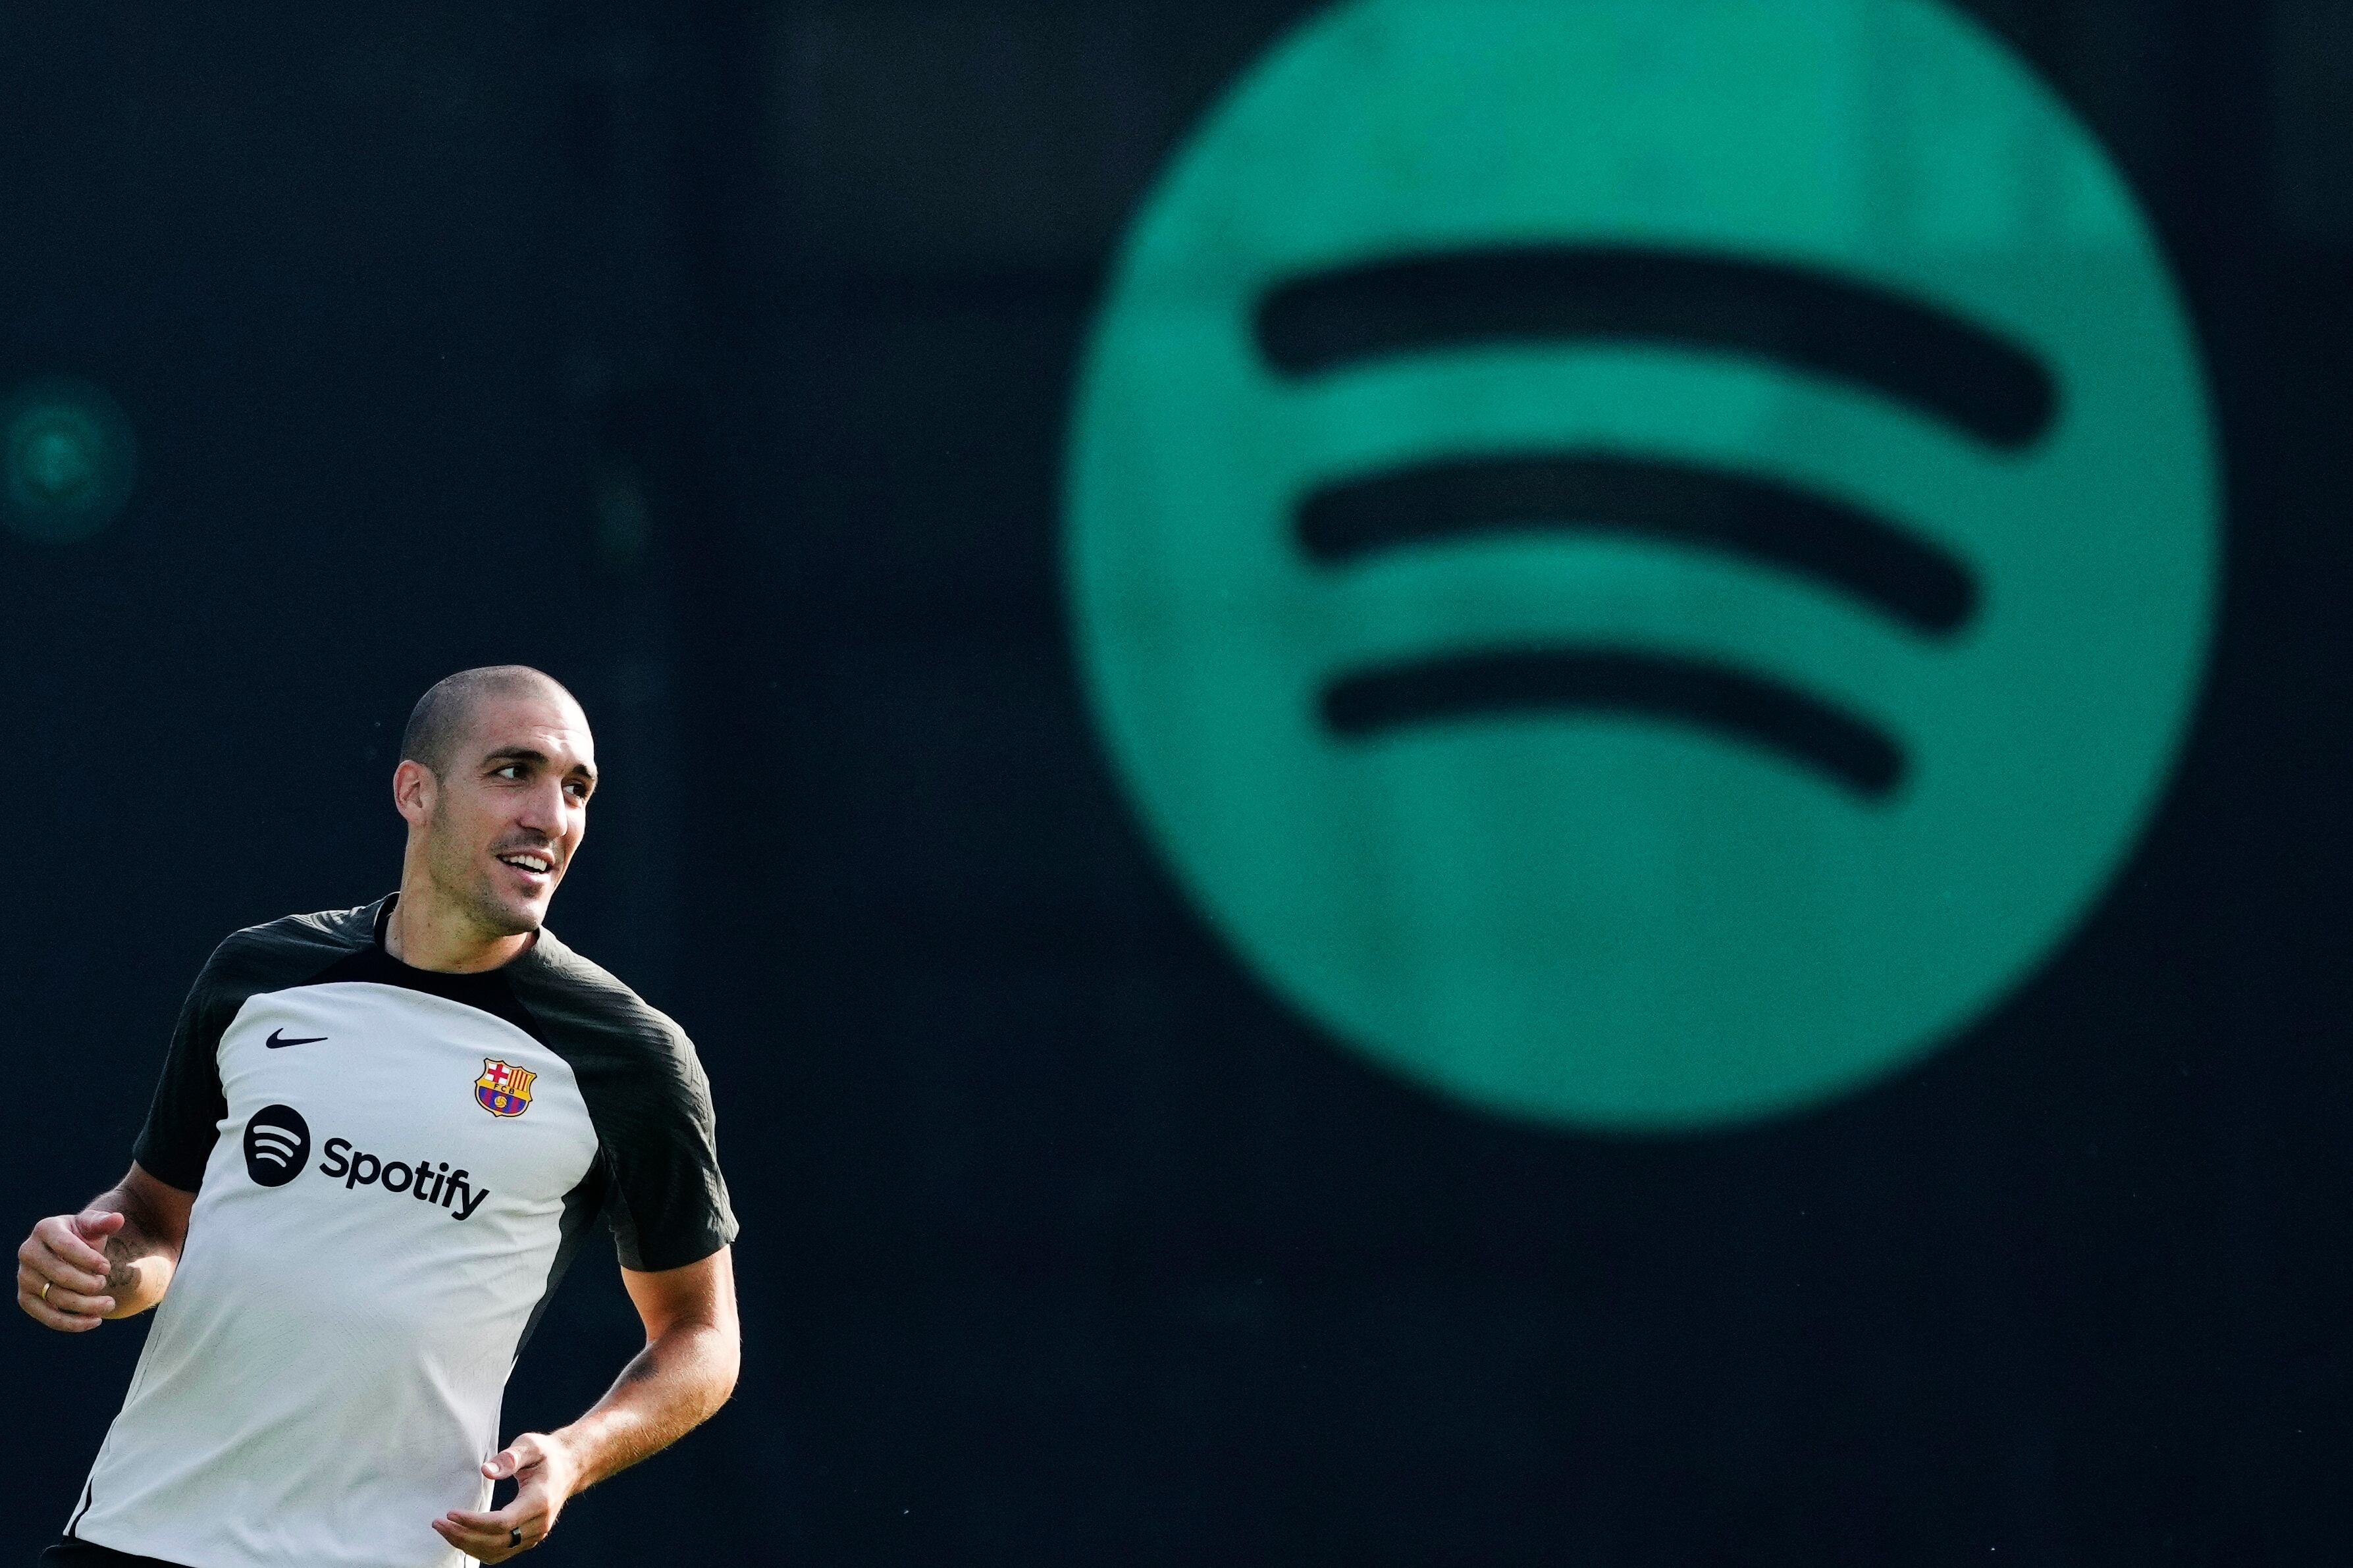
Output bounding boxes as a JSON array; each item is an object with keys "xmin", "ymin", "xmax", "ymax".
[{"xmin": 415, "ymin": 688, "xmax": 596, "ymax": 939}]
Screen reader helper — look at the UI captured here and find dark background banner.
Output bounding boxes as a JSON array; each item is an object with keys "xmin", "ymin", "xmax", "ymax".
[{"xmin": 3, "ymin": 2, "xmax": 2350, "ymax": 1563}]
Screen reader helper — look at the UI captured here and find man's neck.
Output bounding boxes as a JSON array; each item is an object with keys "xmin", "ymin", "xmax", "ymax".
[{"xmin": 385, "ymin": 886, "xmax": 537, "ymax": 974}]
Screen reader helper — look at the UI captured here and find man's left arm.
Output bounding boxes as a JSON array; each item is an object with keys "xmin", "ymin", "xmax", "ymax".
[{"xmin": 433, "ymin": 1246, "xmax": 740, "ymax": 1563}]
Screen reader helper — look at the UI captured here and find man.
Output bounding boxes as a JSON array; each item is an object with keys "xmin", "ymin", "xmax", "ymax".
[{"xmin": 15, "ymin": 666, "xmax": 740, "ymax": 1567}]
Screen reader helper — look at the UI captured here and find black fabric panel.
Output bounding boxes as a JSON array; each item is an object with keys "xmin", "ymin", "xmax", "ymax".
[
  {"xmin": 514, "ymin": 1153, "xmax": 616, "ymax": 1364},
  {"xmin": 508, "ymin": 934, "xmax": 737, "ymax": 1273},
  {"xmin": 60, "ymin": 1479, "xmax": 94, "ymax": 1546},
  {"xmin": 296, "ymin": 897, "xmax": 548, "ymax": 1044},
  {"xmin": 128, "ymin": 902, "xmax": 381, "ymax": 1191},
  {"xmin": 127, "ymin": 972, "xmax": 227, "ymax": 1193}
]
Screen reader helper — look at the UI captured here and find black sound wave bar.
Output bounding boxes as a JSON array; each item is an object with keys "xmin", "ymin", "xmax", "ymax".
[
  {"xmin": 1321, "ymin": 647, "xmax": 1905, "ymax": 798},
  {"xmin": 1296, "ymin": 452, "xmax": 1978, "ymax": 636},
  {"xmin": 1257, "ymin": 245, "xmax": 2058, "ymax": 450}
]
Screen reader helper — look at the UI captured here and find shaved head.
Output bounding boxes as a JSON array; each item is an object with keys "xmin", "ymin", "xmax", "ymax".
[
  {"xmin": 400, "ymin": 666, "xmax": 577, "ymax": 776},
  {"xmin": 389, "ymin": 666, "xmax": 596, "ymax": 966}
]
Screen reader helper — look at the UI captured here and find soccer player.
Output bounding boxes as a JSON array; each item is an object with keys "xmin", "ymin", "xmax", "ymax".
[{"xmin": 14, "ymin": 666, "xmax": 740, "ymax": 1567}]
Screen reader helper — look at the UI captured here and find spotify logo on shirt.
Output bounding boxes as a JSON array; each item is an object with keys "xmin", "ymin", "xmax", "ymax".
[
  {"xmin": 242, "ymin": 1105, "xmax": 311, "ymax": 1188},
  {"xmin": 1065, "ymin": 0, "xmax": 2219, "ymax": 1129},
  {"xmin": 240, "ymin": 1107, "xmax": 491, "ymax": 1218}
]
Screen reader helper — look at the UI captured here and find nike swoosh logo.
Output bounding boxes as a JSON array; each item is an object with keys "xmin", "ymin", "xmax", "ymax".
[{"xmin": 265, "ymin": 1030, "xmax": 328, "ymax": 1049}]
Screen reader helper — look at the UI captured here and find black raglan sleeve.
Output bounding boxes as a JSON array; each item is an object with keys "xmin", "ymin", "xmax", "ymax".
[
  {"xmin": 127, "ymin": 910, "xmax": 373, "ymax": 1192},
  {"xmin": 595, "ymin": 1022, "xmax": 738, "ymax": 1272},
  {"xmin": 130, "ymin": 944, "xmax": 242, "ymax": 1191},
  {"xmin": 519, "ymin": 945, "xmax": 740, "ymax": 1271}
]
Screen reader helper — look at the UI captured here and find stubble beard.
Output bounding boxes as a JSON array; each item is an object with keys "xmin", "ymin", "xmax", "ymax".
[{"xmin": 426, "ymin": 818, "xmax": 542, "ymax": 943}]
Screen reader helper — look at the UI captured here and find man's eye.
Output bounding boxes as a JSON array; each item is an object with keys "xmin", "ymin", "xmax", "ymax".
[{"xmin": 494, "ymin": 765, "xmax": 523, "ymax": 779}]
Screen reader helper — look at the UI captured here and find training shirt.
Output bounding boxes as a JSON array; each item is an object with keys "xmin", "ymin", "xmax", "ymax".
[{"xmin": 68, "ymin": 897, "xmax": 737, "ymax": 1568}]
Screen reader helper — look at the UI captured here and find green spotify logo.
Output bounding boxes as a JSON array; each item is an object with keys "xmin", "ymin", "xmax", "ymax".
[{"xmin": 1065, "ymin": 0, "xmax": 2217, "ymax": 1130}]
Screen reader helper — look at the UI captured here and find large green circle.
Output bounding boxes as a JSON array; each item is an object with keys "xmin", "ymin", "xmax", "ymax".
[{"xmin": 1066, "ymin": 0, "xmax": 2217, "ymax": 1130}]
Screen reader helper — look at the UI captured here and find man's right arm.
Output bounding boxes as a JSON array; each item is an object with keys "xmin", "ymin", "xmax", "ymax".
[{"xmin": 16, "ymin": 1163, "xmax": 194, "ymax": 1332}]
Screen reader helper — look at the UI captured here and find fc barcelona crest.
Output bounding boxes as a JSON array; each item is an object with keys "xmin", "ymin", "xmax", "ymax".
[{"xmin": 475, "ymin": 1058, "xmax": 535, "ymax": 1118}]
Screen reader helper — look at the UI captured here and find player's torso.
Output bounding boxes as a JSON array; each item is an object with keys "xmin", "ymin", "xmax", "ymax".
[
  {"xmin": 181, "ymin": 980, "xmax": 599, "ymax": 1334},
  {"xmin": 77, "ymin": 934, "xmax": 637, "ymax": 1567}
]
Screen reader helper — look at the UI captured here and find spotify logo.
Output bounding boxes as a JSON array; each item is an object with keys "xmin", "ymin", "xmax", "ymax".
[
  {"xmin": 243, "ymin": 1105, "xmax": 311, "ymax": 1189},
  {"xmin": 1065, "ymin": 0, "xmax": 2218, "ymax": 1128}
]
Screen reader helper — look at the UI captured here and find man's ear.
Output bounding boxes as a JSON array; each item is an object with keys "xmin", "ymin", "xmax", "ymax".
[{"xmin": 392, "ymin": 759, "xmax": 436, "ymax": 828}]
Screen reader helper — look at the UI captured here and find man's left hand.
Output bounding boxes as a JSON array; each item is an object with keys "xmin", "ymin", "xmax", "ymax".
[{"xmin": 433, "ymin": 1432, "xmax": 578, "ymax": 1563}]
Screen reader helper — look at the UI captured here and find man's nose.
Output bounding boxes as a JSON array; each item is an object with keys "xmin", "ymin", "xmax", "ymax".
[{"xmin": 514, "ymin": 779, "xmax": 566, "ymax": 836}]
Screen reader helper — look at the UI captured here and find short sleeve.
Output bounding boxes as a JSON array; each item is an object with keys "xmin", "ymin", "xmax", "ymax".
[
  {"xmin": 131, "ymin": 947, "xmax": 236, "ymax": 1192},
  {"xmin": 599, "ymin": 1030, "xmax": 738, "ymax": 1272}
]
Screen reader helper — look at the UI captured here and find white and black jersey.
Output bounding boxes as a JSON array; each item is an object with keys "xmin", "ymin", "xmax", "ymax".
[{"xmin": 66, "ymin": 897, "xmax": 737, "ymax": 1568}]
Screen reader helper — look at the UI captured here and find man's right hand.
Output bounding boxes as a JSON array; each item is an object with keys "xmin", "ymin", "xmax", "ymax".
[{"xmin": 17, "ymin": 1209, "xmax": 125, "ymax": 1331}]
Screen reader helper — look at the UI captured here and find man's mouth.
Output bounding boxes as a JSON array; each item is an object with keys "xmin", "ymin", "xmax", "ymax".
[{"xmin": 496, "ymin": 851, "xmax": 555, "ymax": 879}]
